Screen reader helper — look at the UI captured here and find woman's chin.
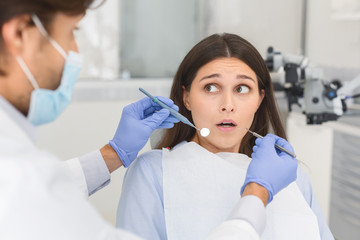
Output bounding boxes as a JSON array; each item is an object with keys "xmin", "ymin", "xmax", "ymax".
[{"xmin": 200, "ymin": 139, "xmax": 241, "ymax": 153}]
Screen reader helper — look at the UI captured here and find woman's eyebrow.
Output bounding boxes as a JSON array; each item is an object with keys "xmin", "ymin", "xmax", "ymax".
[
  {"xmin": 200, "ymin": 73, "xmax": 220, "ymax": 81},
  {"xmin": 237, "ymin": 74, "xmax": 255, "ymax": 82},
  {"xmin": 199, "ymin": 73, "xmax": 255, "ymax": 82}
]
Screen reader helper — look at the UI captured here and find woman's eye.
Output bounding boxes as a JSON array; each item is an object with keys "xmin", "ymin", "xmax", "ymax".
[
  {"xmin": 236, "ymin": 85, "xmax": 250, "ymax": 93},
  {"xmin": 205, "ymin": 84, "xmax": 219, "ymax": 93}
]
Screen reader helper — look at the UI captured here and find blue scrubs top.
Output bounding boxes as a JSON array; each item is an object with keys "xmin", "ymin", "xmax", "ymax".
[{"xmin": 116, "ymin": 142, "xmax": 334, "ymax": 240}]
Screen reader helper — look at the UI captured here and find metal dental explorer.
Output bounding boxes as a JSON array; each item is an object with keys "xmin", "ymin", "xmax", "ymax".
[
  {"xmin": 139, "ymin": 88, "xmax": 197, "ymax": 128},
  {"xmin": 139, "ymin": 88, "xmax": 210, "ymax": 137},
  {"xmin": 246, "ymin": 128, "xmax": 296, "ymax": 158}
]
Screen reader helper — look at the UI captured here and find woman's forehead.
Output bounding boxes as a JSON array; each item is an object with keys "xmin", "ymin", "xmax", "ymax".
[{"xmin": 195, "ymin": 58, "xmax": 257, "ymax": 81}]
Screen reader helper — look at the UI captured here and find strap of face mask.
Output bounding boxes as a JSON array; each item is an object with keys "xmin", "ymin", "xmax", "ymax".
[
  {"xmin": 15, "ymin": 56, "xmax": 39, "ymax": 89},
  {"xmin": 31, "ymin": 14, "xmax": 67, "ymax": 59}
]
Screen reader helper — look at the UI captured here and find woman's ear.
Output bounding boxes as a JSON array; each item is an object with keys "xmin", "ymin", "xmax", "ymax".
[
  {"xmin": 182, "ymin": 86, "xmax": 191, "ymax": 111},
  {"xmin": 257, "ymin": 89, "xmax": 265, "ymax": 108}
]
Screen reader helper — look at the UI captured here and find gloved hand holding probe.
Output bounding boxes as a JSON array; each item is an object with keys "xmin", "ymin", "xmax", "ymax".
[
  {"xmin": 241, "ymin": 134, "xmax": 298, "ymax": 203},
  {"xmin": 109, "ymin": 97, "xmax": 179, "ymax": 167}
]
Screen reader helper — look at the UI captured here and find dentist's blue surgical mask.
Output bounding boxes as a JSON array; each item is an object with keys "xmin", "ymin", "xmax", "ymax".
[{"xmin": 16, "ymin": 14, "xmax": 83, "ymax": 126}]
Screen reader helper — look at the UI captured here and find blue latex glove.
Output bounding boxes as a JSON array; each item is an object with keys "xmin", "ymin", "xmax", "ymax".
[
  {"xmin": 241, "ymin": 134, "xmax": 298, "ymax": 203},
  {"xmin": 109, "ymin": 97, "xmax": 179, "ymax": 167}
]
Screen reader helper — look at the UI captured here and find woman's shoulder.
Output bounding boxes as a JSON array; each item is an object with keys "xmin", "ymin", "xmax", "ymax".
[
  {"xmin": 138, "ymin": 149, "xmax": 163, "ymax": 160},
  {"xmin": 122, "ymin": 149, "xmax": 164, "ymax": 192},
  {"xmin": 295, "ymin": 166, "xmax": 314, "ymax": 203},
  {"xmin": 127, "ymin": 149, "xmax": 163, "ymax": 177},
  {"xmin": 296, "ymin": 167, "xmax": 312, "ymax": 187}
]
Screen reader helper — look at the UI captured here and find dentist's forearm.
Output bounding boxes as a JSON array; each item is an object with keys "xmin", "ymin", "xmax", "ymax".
[
  {"xmin": 242, "ymin": 182, "xmax": 269, "ymax": 206},
  {"xmin": 100, "ymin": 144, "xmax": 123, "ymax": 173}
]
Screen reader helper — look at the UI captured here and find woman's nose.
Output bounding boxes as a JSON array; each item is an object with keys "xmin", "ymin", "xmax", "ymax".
[{"xmin": 220, "ymin": 92, "xmax": 235, "ymax": 113}]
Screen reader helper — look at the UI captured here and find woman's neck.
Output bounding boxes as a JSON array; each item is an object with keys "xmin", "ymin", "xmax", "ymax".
[{"xmin": 190, "ymin": 134, "xmax": 241, "ymax": 154}]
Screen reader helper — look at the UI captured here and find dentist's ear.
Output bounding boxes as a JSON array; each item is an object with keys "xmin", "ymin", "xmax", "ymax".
[
  {"xmin": 182, "ymin": 85, "xmax": 191, "ymax": 111},
  {"xmin": 2, "ymin": 14, "xmax": 33, "ymax": 56}
]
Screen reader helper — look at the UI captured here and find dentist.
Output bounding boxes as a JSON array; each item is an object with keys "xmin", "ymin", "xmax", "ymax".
[{"xmin": 0, "ymin": 0, "xmax": 297, "ymax": 239}]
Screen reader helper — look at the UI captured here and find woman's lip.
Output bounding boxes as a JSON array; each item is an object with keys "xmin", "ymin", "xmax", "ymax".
[
  {"xmin": 216, "ymin": 125, "xmax": 237, "ymax": 132},
  {"xmin": 216, "ymin": 119, "xmax": 237, "ymax": 126}
]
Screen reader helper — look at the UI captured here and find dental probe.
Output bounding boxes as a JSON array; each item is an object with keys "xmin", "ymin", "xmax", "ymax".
[
  {"xmin": 246, "ymin": 128, "xmax": 296, "ymax": 158},
  {"xmin": 139, "ymin": 88, "xmax": 210, "ymax": 137}
]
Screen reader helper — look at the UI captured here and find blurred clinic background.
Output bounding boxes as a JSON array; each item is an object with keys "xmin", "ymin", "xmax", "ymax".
[{"xmin": 36, "ymin": 0, "xmax": 360, "ymax": 239}]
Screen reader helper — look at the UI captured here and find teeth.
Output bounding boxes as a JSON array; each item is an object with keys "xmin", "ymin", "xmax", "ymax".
[{"xmin": 218, "ymin": 122, "xmax": 235, "ymax": 127}]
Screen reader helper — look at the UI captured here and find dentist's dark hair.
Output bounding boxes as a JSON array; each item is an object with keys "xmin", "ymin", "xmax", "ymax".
[
  {"xmin": 0, "ymin": 0, "xmax": 104, "ymax": 76},
  {"xmin": 156, "ymin": 33, "xmax": 286, "ymax": 157}
]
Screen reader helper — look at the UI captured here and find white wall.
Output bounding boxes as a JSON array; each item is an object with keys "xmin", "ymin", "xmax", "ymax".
[
  {"xmin": 202, "ymin": 0, "xmax": 303, "ymax": 56},
  {"xmin": 76, "ymin": 0, "xmax": 360, "ymax": 76},
  {"xmin": 307, "ymin": 0, "xmax": 360, "ymax": 69},
  {"xmin": 76, "ymin": 0, "xmax": 120, "ymax": 79},
  {"xmin": 76, "ymin": 0, "xmax": 304, "ymax": 80}
]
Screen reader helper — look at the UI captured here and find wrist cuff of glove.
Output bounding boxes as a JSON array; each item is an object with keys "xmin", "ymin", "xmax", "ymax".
[
  {"xmin": 109, "ymin": 140, "xmax": 131, "ymax": 168},
  {"xmin": 241, "ymin": 178, "xmax": 274, "ymax": 204}
]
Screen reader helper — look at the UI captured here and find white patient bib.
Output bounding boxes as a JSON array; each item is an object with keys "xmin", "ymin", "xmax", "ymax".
[{"xmin": 162, "ymin": 142, "xmax": 320, "ymax": 240}]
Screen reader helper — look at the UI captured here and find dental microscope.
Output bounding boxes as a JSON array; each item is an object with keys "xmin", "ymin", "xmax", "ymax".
[{"xmin": 265, "ymin": 47, "xmax": 360, "ymax": 124}]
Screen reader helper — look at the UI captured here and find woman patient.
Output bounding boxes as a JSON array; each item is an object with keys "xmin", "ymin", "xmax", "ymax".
[{"xmin": 116, "ymin": 33, "xmax": 334, "ymax": 240}]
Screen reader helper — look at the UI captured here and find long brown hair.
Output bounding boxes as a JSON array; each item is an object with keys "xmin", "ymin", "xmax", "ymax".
[{"xmin": 156, "ymin": 33, "xmax": 286, "ymax": 157}]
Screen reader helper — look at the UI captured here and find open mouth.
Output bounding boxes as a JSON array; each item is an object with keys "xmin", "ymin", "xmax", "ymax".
[
  {"xmin": 217, "ymin": 122, "xmax": 236, "ymax": 127},
  {"xmin": 216, "ymin": 120, "xmax": 237, "ymax": 128}
]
